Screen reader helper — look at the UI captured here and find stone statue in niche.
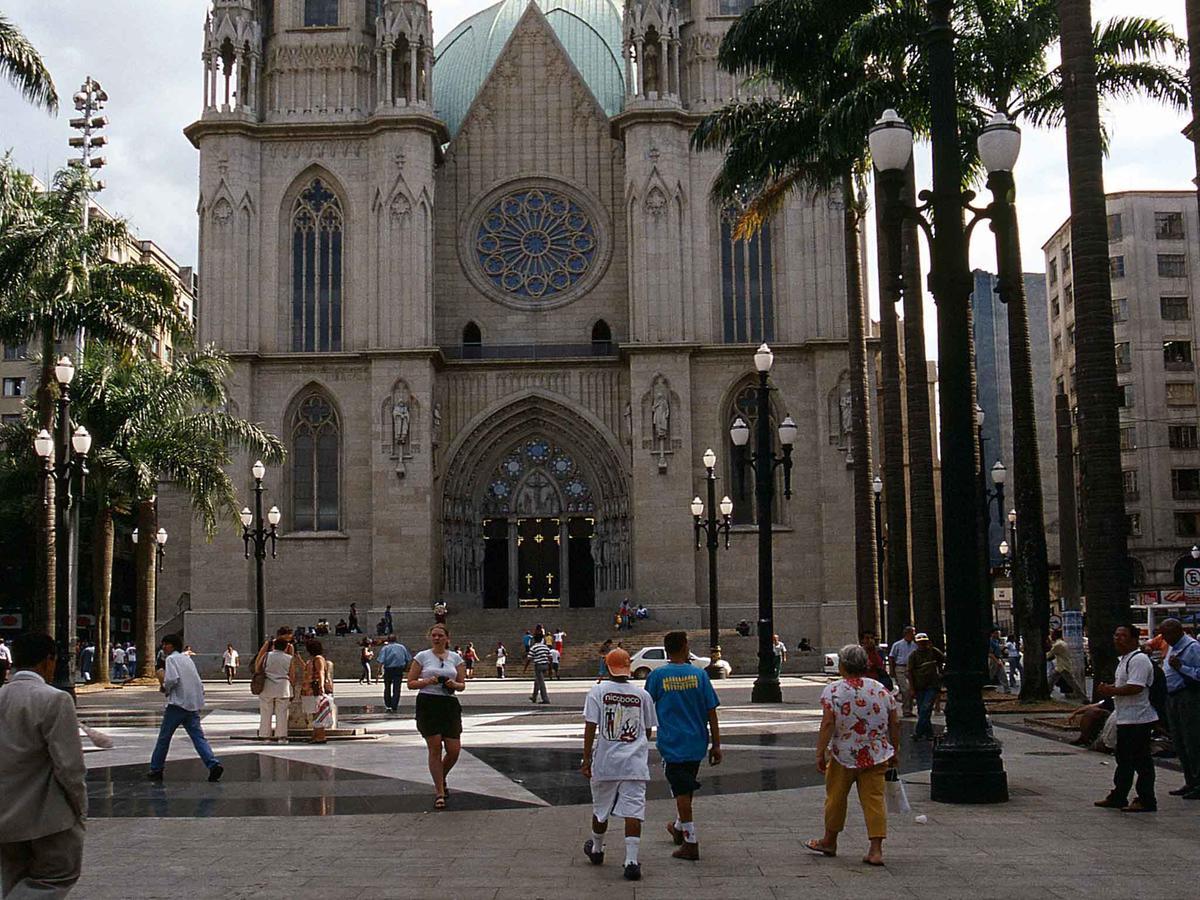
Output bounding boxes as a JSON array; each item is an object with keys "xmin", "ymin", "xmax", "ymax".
[
  {"xmin": 641, "ymin": 374, "xmax": 680, "ymax": 473},
  {"xmin": 827, "ymin": 371, "xmax": 853, "ymax": 455},
  {"xmin": 432, "ymin": 403, "xmax": 442, "ymax": 446},
  {"xmin": 839, "ymin": 389, "xmax": 852, "ymax": 445},
  {"xmin": 652, "ymin": 378, "xmax": 670, "ymax": 440},
  {"xmin": 622, "ymin": 402, "xmax": 633, "ymax": 446},
  {"xmin": 380, "ymin": 379, "xmax": 419, "ymax": 477},
  {"xmin": 392, "ymin": 399, "xmax": 411, "ymax": 449}
]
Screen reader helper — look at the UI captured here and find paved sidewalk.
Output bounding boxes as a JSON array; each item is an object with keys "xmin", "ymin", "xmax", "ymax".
[{"xmin": 72, "ymin": 719, "xmax": 1197, "ymax": 899}]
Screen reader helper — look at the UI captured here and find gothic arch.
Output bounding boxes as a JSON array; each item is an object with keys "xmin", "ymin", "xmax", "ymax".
[
  {"xmin": 441, "ymin": 390, "xmax": 632, "ymax": 605},
  {"xmin": 718, "ymin": 372, "xmax": 788, "ymax": 526},
  {"xmin": 282, "ymin": 382, "xmax": 345, "ymax": 533}
]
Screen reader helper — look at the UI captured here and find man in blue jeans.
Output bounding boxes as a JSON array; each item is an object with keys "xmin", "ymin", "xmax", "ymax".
[
  {"xmin": 148, "ymin": 634, "xmax": 223, "ymax": 782},
  {"xmin": 907, "ymin": 633, "xmax": 944, "ymax": 741},
  {"xmin": 376, "ymin": 634, "xmax": 412, "ymax": 712}
]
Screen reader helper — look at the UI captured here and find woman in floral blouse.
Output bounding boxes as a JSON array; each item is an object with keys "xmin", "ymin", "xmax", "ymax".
[{"xmin": 806, "ymin": 643, "xmax": 900, "ymax": 866}]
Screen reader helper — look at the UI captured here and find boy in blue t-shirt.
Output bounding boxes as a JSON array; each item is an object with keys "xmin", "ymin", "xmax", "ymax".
[{"xmin": 645, "ymin": 630, "xmax": 722, "ymax": 861}]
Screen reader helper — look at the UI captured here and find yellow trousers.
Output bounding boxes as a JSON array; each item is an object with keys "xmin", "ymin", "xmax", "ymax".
[{"xmin": 823, "ymin": 760, "xmax": 888, "ymax": 839}]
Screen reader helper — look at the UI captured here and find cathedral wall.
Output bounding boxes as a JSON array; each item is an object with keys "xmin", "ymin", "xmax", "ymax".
[{"xmin": 432, "ymin": 13, "xmax": 629, "ymax": 352}]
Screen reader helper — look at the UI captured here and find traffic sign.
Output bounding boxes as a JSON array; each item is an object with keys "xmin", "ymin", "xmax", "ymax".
[{"xmin": 1184, "ymin": 566, "xmax": 1200, "ymax": 600}]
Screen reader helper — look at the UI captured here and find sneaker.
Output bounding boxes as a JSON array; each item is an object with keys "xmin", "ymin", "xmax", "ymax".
[
  {"xmin": 146, "ymin": 771, "xmax": 163, "ymax": 782},
  {"xmin": 672, "ymin": 842, "xmax": 700, "ymax": 862},
  {"xmin": 207, "ymin": 764, "xmax": 224, "ymax": 783},
  {"xmin": 666, "ymin": 821, "xmax": 684, "ymax": 846},
  {"xmin": 623, "ymin": 862, "xmax": 641, "ymax": 881},
  {"xmin": 583, "ymin": 839, "xmax": 604, "ymax": 865}
]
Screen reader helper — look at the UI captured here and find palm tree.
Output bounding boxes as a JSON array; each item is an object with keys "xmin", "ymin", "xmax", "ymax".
[
  {"xmin": 693, "ymin": 0, "xmax": 891, "ymax": 633},
  {"xmin": 0, "ymin": 13, "xmax": 56, "ymax": 112},
  {"xmin": 0, "ymin": 161, "xmax": 191, "ymax": 632},
  {"xmin": 845, "ymin": 0, "xmax": 1185, "ymax": 695},
  {"xmin": 73, "ymin": 343, "xmax": 285, "ymax": 680},
  {"xmin": 1056, "ymin": 0, "xmax": 1130, "ymax": 688}
]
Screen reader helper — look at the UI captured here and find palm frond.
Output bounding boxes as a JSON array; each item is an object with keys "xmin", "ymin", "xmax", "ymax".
[{"xmin": 0, "ymin": 15, "xmax": 57, "ymax": 112}]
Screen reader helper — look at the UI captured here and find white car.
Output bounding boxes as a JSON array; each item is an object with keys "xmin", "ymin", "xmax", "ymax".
[
  {"xmin": 628, "ymin": 646, "xmax": 733, "ymax": 679},
  {"xmin": 822, "ymin": 652, "xmax": 839, "ymax": 675}
]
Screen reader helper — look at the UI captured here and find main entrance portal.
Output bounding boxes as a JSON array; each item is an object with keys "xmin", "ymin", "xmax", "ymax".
[{"xmin": 443, "ymin": 394, "xmax": 629, "ymax": 609}]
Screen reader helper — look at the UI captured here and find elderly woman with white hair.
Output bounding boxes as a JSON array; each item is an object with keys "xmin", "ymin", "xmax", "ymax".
[{"xmin": 805, "ymin": 643, "xmax": 900, "ymax": 867}]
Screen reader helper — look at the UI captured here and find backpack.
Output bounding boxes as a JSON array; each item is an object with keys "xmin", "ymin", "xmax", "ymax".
[{"xmin": 1134, "ymin": 651, "xmax": 1168, "ymax": 721}]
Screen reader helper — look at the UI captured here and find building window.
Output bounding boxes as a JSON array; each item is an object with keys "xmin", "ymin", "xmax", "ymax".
[
  {"xmin": 1051, "ymin": 295, "xmax": 1060, "ymax": 319},
  {"xmin": 1068, "ymin": 365, "xmax": 1076, "ymax": 391},
  {"xmin": 717, "ymin": 0, "xmax": 755, "ymax": 13},
  {"xmin": 720, "ymin": 210, "xmax": 774, "ymax": 344},
  {"xmin": 591, "ymin": 319, "xmax": 613, "ymax": 354},
  {"xmin": 1109, "ymin": 256, "xmax": 1125, "ymax": 279},
  {"xmin": 1164, "ymin": 340, "xmax": 1194, "ymax": 370},
  {"xmin": 1170, "ymin": 424, "xmax": 1199, "ymax": 449},
  {"xmin": 1112, "ymin": 298, "xmax": 1128, "ymax": 322},
  {"xmin": 303, "ymin": 0, "xmax": 339, "ymax": 27},
  {"xmin": 1155, "ymin": 211, "xmax": 1185, "ymax": 240},
  {"xmin": 1158, "ymin": 253, "xmax": 1187, "ymax": 278},
  {"xmin": 462, "ymin": 321, "xmax": 482, "ymax": 358},
  {"xmin": 1176, "ymin": 512, "xmax": 1200, "ymax": 537},
  {"xmin": 1115, "ymin": 341, "xmax": 1131, "ymax": 371},
  {"xmin": 1120, "ymin": 425, "xmax": 1137, "ymax": 450},
  {"xmin": 1056, "ymin": 375, "xmax": 1065, "ymax": 395},
  {"xmin": 1061, "ymin": 243, "xmax": 1071, "ymax": 273},
  {"xmin": 1173, "ymin": 468, "xmax": 1200, "ymax": 500},
  {"xmin": 1052, "ymin": 335, "xmax": 1062, "ymax": 358},
  {"xmin": 1161, "ymin": 295, "xmax": 1190, "ymax": 321},
  {"xmin": 1, "ymin": 377, "xmax": 25, "ymax": 398},
  {"xmin": 291, "ymin": 392, "xmax": 340, "ymax": 532},
  {"xmin": 1123, "ymin": 469, "xmax": 1139, "ymax": 500},
  {"xmin": 1067, "ymin": 324, "xmax": 1076, "ymax": 347},
  {"xmin": 1167, "ymin": 382, "xmax": 1197, "ymax": 406},
  {"xmin": 1119, "ymin": 384, "xmax": 1134, "ymax": 409},
  {"xmin": 1107, "ymin": 213, "xmax": 1122, "ymax": 241},
  {"xmin": 1127, "ymin": 513, "xmax": 1142, "ymax": 536},
  {"xmin": 291, "ymin": 178, "xmax": 344, "ymax": 353},
  {"xmin": 1064, "ymin": 284, "xmax": 1074, "ymax": 307},
  {"xmin": 1048, "ymin": 257, "xmax": 1058, "ymax": 286},
  {"xmin": 2, "ymin": 343, "xmax": 26, "ymax": 360}
]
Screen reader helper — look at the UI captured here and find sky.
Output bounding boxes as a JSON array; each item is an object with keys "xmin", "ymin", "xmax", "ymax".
[{"xmin": 0, "ymin": 0, "xmax": 1194, "ymax": 342}]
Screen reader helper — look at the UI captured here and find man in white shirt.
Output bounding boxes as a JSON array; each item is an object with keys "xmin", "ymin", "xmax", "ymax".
[
  {"xmin": 1094, "ymin": 625, "xmax": 1158, "ymax": 812},
  {"xmin": 888, "ymin": 627, "xmax": 918, "ymax": 716},
  {"xmin": 0, "ymin": 637, "xmax": 11, "ymax": 684},
  {"xmin": 0, "ymin": 633, "xmax": 87, "ymax": 897},
  {"xmin": 124, "ymin": 644, "xmax": 137, "ymax": 676},
  {"xmin": 111, "ymin": 645, "xmax": 126, "ymax": 681},
  {"xmin": 148, "ymin": 634, "xmax": 223, "ymax": 783}
]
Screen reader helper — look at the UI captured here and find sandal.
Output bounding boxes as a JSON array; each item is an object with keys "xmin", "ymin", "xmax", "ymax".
[
  {"xmin": 804, "ymin": 839, "xmax": 836, "ymax": 857},
  {"xmin": 434, "ymin": 795, "xmax": 446, "ymax": 810}
]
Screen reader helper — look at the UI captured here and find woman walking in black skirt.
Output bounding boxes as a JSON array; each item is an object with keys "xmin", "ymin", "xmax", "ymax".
[{"xmin": 407, "ymin": 623, "xmax": 465, "ymax": 809}]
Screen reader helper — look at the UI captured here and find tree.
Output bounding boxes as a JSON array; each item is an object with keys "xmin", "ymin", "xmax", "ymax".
[
  {"xmin": 1056, "ymin": 0, "xmax": 1129, "ymax": 688},
  {"xmin": 0, "ymin": 13, "xmax": 56, "ymax": 112},
  {"xmin": 846, "ymin": 0, "xmax": 1185, "ymax": 695},
  {"xmin": 0, "ymin": 162, "xmax": 190, "ymax": 633},
  {"xmin": 72, "ymin": 343, "xmax": 284, "ymax": 680},
  {"xmin": 692, "ymin": 0, "xmax": 886, "ymax": 634}
]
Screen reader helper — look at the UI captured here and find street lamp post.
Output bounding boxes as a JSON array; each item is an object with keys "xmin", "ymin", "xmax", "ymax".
[
  {"xmin": 241, "ymin": 460, "xmax": 280, "ymax": 649},
  {"xmin": 730, "ymin": 343, "xmax": 796, "ymax": 703},
  {"xmin": 132, "ymin": 526, "xmax": 168, "ymax": 641},
  {"xmin": 33, "ymin": 356, "xmax": 92, "ymax": 692},
  {"xmin": 868, "ymin": 2, "xmax": 1010, "ymax": 803},
  {"xmin": 692, "ymin": 448, "xmax": 734, "ymax": 678},
  {"xmin": 872, "ymin": 476, "xmax": 887, "ymax": 643}
]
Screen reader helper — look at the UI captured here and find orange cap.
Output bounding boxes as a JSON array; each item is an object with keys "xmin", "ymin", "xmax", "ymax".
[{"xmin": 605, "ymin": 648, "xmax": 632, "ymax": 676}]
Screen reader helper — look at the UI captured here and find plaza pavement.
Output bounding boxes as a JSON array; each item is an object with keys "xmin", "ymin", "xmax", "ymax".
[{"xmin": 68, "ymin": 676, "xmax": 1197, "ymax": 899}]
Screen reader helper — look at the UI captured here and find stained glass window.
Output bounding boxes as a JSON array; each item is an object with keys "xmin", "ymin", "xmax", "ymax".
[
  {"xmin": 474, "ymin": 189, "xmax": 597, "ymax": 300},
  {"xmin": 720, "ymin": 208, "xmax": 774, "ymax": 344},
  {"xmin": 304, "ymin": 0, "xmax": 338, "ymax": 28},
  {"xmin": 292, "ymin": 392, "xmax": 340, "ymax": 531},
  {"xmin": 292, "ymin": 179, "xmax": 343, "ymax": 352}
]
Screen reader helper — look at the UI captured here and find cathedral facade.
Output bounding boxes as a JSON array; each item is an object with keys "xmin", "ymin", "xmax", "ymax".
[{"xmin": 166, "ymin": 0, "xmax": 866, "ymax": 650}]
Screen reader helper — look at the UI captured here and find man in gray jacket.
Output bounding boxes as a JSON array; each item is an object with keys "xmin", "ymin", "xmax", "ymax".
[{"xmin": 0, "ymin": 633, "xmax": 87, "ymax": 897}]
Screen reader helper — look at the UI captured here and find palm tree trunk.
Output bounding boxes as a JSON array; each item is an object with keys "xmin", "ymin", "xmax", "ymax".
[
  {"xmin": 995, "ymin": 197, "xmax": 1051, "ymax": 701},
  {"xmin": 843, "ymin": 171, "xmax": 878, "ymax": 633},
  {"xmin": 872, "ymin": 175, "xmax": 911, "ymax": 644},
  {"xmin": 92, "ymin": 500, "xmax": 113, "ymax": 683},
  {"xmin": 900, "ymin": 162, "xmax": 944, "ymax": 648},
  {"xmin": 1187, "ymin": 0, "xmax": 1200, "ymax": 224},
  {"xmin": 135, "ymin": 498, "xmax": 157, "ymax": 678},
  {"xmin": 1057, "ymin": 0, "xmax": 1128, "ymax": 687},
  {"xmin": 36, "ymin": 334, "xmax": 56, "ymax": 635}
]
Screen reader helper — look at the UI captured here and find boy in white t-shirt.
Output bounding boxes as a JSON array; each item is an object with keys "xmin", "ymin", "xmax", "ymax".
[{"xmin": 581, "ymin": 648, "xmax": 658, "ymax": 881}]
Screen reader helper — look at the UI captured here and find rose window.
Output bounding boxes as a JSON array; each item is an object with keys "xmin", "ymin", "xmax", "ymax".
[{"xmin": 474, "ymin": 189, "xmax": 597, "ymax": 299}]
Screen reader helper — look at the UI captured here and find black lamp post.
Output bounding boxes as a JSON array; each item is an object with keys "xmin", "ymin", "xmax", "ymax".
[
  {"xmin": 730, "ymin": 343, "xmax": 796, "ymax": 703},
  {"xmin": 692, "ymin": 448, "xmax": 733, "ymax": 678},
  {"xmin": 868, "ymin": 0, "xmax": 1012, "ymax": 805},
  {"xmin": 872, "ymin": 476, "xmax": 887, "ymax": 643},
  {"xmin": 241, "ymin": 460, "xmax": 280, "ymax": 649},
  {"xmin": 133, "ymin": 525, "xmax": 168, "ymax": 645},
  {"xmin": 33, "ymin": 355, "xmax": 92, "ymax": 693}
]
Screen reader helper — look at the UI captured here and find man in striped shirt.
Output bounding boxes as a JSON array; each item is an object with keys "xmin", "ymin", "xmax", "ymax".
[{"xmin": 524, "ymin": 639, "xmax": 552, "ymax": 704}]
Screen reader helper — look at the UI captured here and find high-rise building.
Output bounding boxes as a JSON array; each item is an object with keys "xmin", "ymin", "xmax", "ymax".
[
  {"xmin": 971, "ymin": 269, "xmax": 1060, "ymax": 571},
  {"xmin": 1043, "ymin": 190, "xmax": 1200, "ymax": 593}
]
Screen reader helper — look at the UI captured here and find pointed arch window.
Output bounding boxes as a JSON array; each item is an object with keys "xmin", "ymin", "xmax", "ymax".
[
  {"xmin": 291, "ymin": 178, "xmax": 344, "ymax": 352},
  {"xmin": 719, "ymin": 207, "xmax": 774, "ymax": 344},
  {"xmin": 291, "ymin": 392, "xmax": 340, "ymax": 531}
]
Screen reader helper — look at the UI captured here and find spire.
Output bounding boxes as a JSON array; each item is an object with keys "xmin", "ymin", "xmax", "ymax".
[
  {"xmin": 203, "ymin": 0, "xmax": 262, "ymax": 116},
  {"xmin": 375, "ymin": 0, "xmax": 434, "ymax": 109},
  {"xmin": 623, "ymin": 0, "xmax": 680, "ymax": 104}
]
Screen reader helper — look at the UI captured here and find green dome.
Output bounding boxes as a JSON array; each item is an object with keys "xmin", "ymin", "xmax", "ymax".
[{"xmin": 434, "ymin": 0, "xmax": 625, "ymax": 138}]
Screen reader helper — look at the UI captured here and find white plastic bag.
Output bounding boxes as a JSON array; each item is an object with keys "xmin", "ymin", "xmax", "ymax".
[{"xmin": 885, "ymin": 771, "xmax": 911, "ymax": 815}]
